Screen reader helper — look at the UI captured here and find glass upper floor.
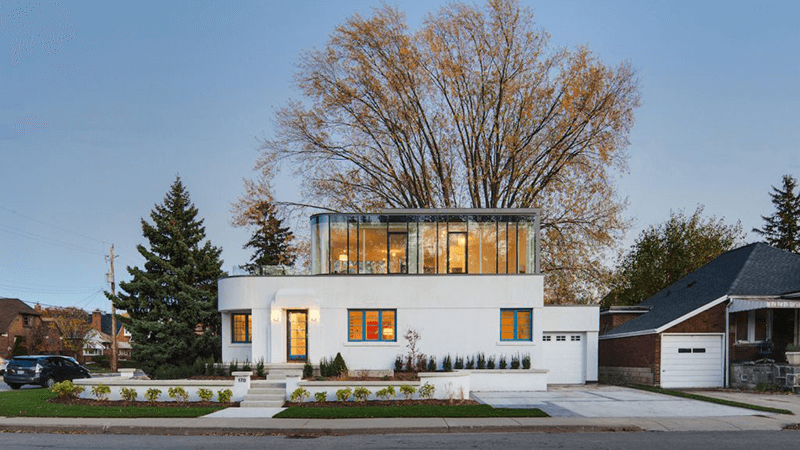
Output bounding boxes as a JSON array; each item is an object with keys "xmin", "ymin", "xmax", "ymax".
[{"xmin": 310, "ymin": 209, "xmax": 539, "ymax": 276}]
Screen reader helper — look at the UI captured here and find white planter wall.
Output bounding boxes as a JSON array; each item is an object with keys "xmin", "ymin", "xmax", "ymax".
[{"xmin": 73, "ymin": 371, "xmax": 252, "ymax": 402}]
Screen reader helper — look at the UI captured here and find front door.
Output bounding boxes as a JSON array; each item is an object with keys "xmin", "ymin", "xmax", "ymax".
[{"xmin": 287, "ymin": 310, "xmax": 308, "ymax": 362}]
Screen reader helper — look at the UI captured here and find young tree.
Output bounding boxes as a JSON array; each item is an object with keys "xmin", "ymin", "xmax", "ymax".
[
  {"xmin": 241, "ymin": 0, "xmax": 640, "ymax": 303},
  {"xmin": 753, "ymin": 175, "xmax": 800, "ymax": 253},
  {"xmin": 114, "ymin": 177, "xmax": 225, "ymax": 376},
  {"xmin": 233, "ymin": 198, "xmax": 296, "ymax": 274},
  {"xmin": 40, "ymin": 306, "xmax": 92, "ymax": 360},
  {"xmin": 605, "ymin": 206, "xmax": 745, "ymax": 307}
]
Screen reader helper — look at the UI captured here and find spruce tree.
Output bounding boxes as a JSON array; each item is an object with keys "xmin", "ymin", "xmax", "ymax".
[
  {"xmin": 753, "ymin": 175, "xmax": 800, "ymax": 253},
  {"xmin": 114, "ymin": 177, "xmax": 225, "ymax": 376},
  {"xmin": 240, "ymin": 200, "xmax": 296, "ymax": 274}
]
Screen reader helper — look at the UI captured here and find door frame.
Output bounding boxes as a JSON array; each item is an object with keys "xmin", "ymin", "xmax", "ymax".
[{"xmin": 286, "ymin": 309, "xmax": 308, "ymax": 362}]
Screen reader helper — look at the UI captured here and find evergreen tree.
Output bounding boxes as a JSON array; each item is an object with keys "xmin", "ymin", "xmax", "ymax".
[
  {"xmin": 239, "ymin": 200, "xmax": 296, "ymax": 274},
  {"xmin": 753, "ymin": 175, "xmax": 800, "ymax": 253},
  {"xmin": 114, "ymin": 177, "xmax": 225, "ymax": 376}
]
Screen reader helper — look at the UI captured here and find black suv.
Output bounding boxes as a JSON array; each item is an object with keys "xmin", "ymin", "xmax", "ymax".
[{"xmin": 3, "ymin": 356, "xmax": 91, "ymax": 389}]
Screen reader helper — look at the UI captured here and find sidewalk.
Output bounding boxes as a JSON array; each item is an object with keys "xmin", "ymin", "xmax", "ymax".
[{"xmin": 0, "ymin": 414, "xmax": 796, "ymax": 436}]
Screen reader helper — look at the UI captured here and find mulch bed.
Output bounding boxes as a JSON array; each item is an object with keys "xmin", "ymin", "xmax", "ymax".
[
  {"xmin": 284, "ymin": 399, "xmax": 478, "ymax": 408},
  {"xmin": 48, "ymin": 398, "xmax": 239, "ymax": 408}
]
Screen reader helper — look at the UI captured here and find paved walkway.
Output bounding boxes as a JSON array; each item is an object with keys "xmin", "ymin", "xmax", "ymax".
[{"xmin": 473, "ymin": 385, "xmax": 758, "ymax": 418}]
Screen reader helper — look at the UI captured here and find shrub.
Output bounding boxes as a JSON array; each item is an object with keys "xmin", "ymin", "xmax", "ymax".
[
  {"xmin": 217, "ymin": 389, "xmax": 233, "ymax": 403},
  {"xmin": 454, "ymin": 355, "xmax": 464, "ymax": 370},
  {"xmin": 314, "ymin": 391, "xmax": 328, "ymax": 402},
  {"xmin": 787, "ymin": 344, "xmax": 800, "ymax": 352},
  {"xmin": 353, "ymin": 386, "xmax": 371, "ymax": 401},
  {"xmin": 404, "ymin": 355, "xmax": 414, "ymax": 373},
  {"xmin": 394, "ymin": 355, "xmax": 404, "ymax": 372},
  {"xmin": 476, "ymin": 353, "xmax": 486, "ymax": 370},
  {"xmin": 416, "ymin": 355, "xmax": 428, "ymax": 373},
  {"xmin": 145, "ymin": 388, "xmax": 162, "ymax": 403},
  {"xmin": 197, "ymin": 388, "xmax": 214, "ymax": 402},
  {"xmin": 319, "ymin": 358, "xmax": 330, "ymax": 378},
  {"xmin": 499, "ymin": 355, "xmax": 507, "ymax": 369},
  {"xmin": 290, "ymin": 387, "xmax": 310, "ymax": 402},
  {"xmin": 120, "ymin": 387, "xmax": 138, "ymax": 401},
  {"xmin": 214, "ymin": 363, "xmax": 226, "ymax": 377},
  {"xmin": 465, "ymin": 356, "xmax": 474, "ymax": 370},
  {"xmin": 427, "ymin": 356, "xmax": 437, "ymax": 372},
  {"xmin": 90, "ymin": 383, "xmax": 111, "ymax": 401},
  {"xmin": 242, "ymin": 360, "xmax": 251, "ymax": 372},
  {"xmin": 522, "ymin": 353, "xmax": 531, "ymax": 370},
  {"xmin": 168, "ymin": 387, "xmax": 189, "ymax": 402},
  {"xmin": 399, "ymin": 384, "xmax": 416, "ymax": 400},
  {"xmin": 303, "ymin": 362, "xmax": 314, "ymax": 378},
  {"xmin": 256, "ymin": 358, "xmax": 266, "ymax": 377},
  {"xmin": 376, "ymin": 386, "xmax": 396, "ymax": 400},
  {"xmin": 332, "ymin": 352, "xmax": 349, "ymax": 378},
  {"xmin": 418, "ymin": 382, "xmax": 435, "ymax": 399},
  {"xmin": 336, "ymin": 387, "xmax": 352, "ymax": 402},
  {"xmin": 487, "ymin": 356, "xmax": 496, "ymax": 369},
  {"xmin": 229, "ymin": 359, "xmax": 239, "ymax": 376},
  {"xmin": 443, "ymin": 354, "xmax": 453, "ymax": 372},
  {"xmin": 510, "ymin": 353, "xmax": 520, "ymax": 370},
  {"xmin": 51, "ymin": 380, "xmax": 85, "ymax": 399},
  {"xmin": 94, "ymin": 355, "xmax": 111, "ymax": 369}
]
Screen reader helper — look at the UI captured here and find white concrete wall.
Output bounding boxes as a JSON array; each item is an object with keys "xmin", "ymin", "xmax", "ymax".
[
  {"xmin": 74, "ymin": 372, "xmax": 251, "ymax": 402},
  {"xmin": 219, "ymin": 275, "xmax": 598, "ymax": 384},
  {"xmin": 540, "ymin": 306, "xmax": 600, "ymax": 382}
]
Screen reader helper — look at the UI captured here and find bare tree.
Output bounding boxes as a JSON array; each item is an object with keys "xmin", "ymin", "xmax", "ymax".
[{"xmin": 241, "ymin": 0, "xmax": 640, "ymax": 303}]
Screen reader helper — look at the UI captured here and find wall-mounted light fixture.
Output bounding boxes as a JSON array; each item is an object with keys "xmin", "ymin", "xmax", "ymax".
[
  {"xmin": 271, "ymin": 309, "xmax": 281, "ymax": 322},
  {"xmin": 309, "ymin": 309, "xmax": 320, "ymax": 322}
]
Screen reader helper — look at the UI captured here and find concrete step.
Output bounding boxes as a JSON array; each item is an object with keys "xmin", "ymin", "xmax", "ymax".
[
  {"xmin": 243, "ymin": 393, "xmax": 284, "ymax": 402},
  {"xmin": 250, "ymin": 381, "xmax": 285, "ymax": 388},
  {"xmin": 240, "ymin": 400, "xmax": 284, "ymax": 408},
  {"xmin": 247, "ymin": 388, "xmax": 285, "ymax": 395}
]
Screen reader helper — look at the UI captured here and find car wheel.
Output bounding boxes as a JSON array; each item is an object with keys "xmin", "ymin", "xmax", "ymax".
[
  {"xmin": 42, "ymin": 377, "xmax": 55, "ymax": 388},
  {"xmin": 8, "ymin": 383, "xmax": 21, "ymax": 390}
]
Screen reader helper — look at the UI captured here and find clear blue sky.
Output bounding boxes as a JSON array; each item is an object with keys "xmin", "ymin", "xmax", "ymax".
[{"xmin": 1, "ymin": 1, "xmax": 798, "ymax": 311}]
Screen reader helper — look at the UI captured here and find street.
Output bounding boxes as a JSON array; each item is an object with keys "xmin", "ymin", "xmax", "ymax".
[{"xmin": 2, "ymin": 431, "xmax": 800, "ymax": 450}]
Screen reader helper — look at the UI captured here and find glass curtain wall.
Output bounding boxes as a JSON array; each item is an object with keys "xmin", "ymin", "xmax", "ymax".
[{"xmin": 312, "ymin": 213, "xmax": 537, "ymax": 275}]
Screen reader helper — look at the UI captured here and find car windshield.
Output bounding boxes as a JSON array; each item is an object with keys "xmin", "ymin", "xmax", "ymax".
[{"xmin": 9, "ymin": 358, "xmax": 39, "ymax": 367}]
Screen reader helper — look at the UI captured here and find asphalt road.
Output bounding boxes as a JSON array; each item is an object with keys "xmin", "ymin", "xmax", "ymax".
[{"xmin": 1, "ymin": 431, "xmax": 800, "ymax": 450}]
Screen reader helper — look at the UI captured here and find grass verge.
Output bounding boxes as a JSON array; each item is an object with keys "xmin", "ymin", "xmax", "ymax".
[
  {"xmin": 0, "ymin": 388, "xmax": 225, "ymax": 418},
  {"xmin": 274, "ymin": 404, "xmax": 549, "ymax": 419},
  {"xmin": 630, "ymin": 385, "xmax": 793, "ymax": 415}
]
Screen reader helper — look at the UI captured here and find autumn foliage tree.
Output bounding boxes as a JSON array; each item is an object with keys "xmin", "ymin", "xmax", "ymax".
[
  {"xmin": 245, "ymin": 0, "xmax": 640, "ymax": 302},
  {"xmin": 40, "ymin": 306, "xmax": 93, "ymax": 359}
]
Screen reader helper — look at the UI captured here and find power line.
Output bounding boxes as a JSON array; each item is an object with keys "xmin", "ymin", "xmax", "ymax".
[
  {"xmin": 0, "ymin": 223, "xmax": 104, "ymax": 256},
  {"xmin": 0, "ymin": 205, "xmax": 105, "ymax": 244}
]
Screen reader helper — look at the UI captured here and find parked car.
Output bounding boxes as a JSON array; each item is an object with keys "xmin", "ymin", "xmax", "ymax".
[
  {"xmin": 3, "ymin": 356, "xmax": 91, "ymax": 389},
  {"xmin": 0, "ymin": 357, "xmax": 7, "ymax": 376}
]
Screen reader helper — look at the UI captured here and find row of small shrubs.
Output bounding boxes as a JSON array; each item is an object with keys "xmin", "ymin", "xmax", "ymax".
[
  {"xmin": 51, "ymin": 381, "xmax": 234, "ymax": 403},
  {"xmin": 395, "ymin": 352, "xmax": 531, "ymax": 372},
  {"xmin": 317, "ymin": 352, "xmax": 348, "ymax": 378},
  {"xmin": 290, "ymin": 382, "xmax": 435, "ymax": 402},
  {"xmin": 150, "ymin": 357, "xmax": 267, "ymax": 380}
]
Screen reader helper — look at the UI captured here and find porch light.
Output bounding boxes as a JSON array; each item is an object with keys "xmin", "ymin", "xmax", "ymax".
[
  {"xmin": 271, "ymin": 310, "xmax": 281, "ymax": 322},
  {"xmin": 309, "ymin": 309, "xmax": 320, "ymax": 322},
  {"xmin": 338, "ymin": 253, "xmax": 348, "ymax": 262}
]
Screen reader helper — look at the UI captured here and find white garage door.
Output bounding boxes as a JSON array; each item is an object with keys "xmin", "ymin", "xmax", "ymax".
[
  {"xmin": 660, "ymin": 334, "xmax": 724, "ymax": 388},
  {"xmin": 543, "ymin": 332, "xmax": 586, "ymax": 384}
]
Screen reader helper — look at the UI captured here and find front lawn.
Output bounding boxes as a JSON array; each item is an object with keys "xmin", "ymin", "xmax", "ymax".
[
  {"xmin": 274, "ymin": 404, "xmax": 549, "ymax": 419},
  {"xmin": 0, "ymin": 388, "xmax": 225, "ymax": 418}
]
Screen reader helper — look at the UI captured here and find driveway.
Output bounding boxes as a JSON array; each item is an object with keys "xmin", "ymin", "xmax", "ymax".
[
  {"xmin": 472, "ymin": 385, "xmax": 761, "ymax": 418},
  {"xmin": 688, "ymin": 389, "xmax": 800, "ymax": 415}
]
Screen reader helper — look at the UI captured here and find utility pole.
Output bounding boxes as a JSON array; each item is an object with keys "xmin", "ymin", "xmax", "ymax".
[{"xmin": 108, "ymin": 244, "xmax": 119, "ymax": 373}]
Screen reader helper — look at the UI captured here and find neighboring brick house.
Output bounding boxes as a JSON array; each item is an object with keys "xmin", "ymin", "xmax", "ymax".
[
  {"xmin": 0, "ymin": 298, "xmax": 61, "ymax": 359},
  {"xmin": 83, "ymin": 310, "xmax": 132, "ymax": 362},
  {"xmin": 599, "ymin": 243, "xmax": 800, "ymax": 388}
]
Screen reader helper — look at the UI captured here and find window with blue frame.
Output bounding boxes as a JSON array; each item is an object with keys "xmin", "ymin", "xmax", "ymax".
[
  {"xmin": 348, "ymin": 309, "xmax": 396, "ymax": 341},
  {"xmin": 500, "ymin": 309, "xmax": 532, "ymax": 341},
  {"xmin": 232, "ymin": 313, "xmax": 251, "ymax": 343}
]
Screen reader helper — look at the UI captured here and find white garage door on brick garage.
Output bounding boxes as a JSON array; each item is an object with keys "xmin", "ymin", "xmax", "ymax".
[
  {"xmin": 660, "ymin": 334, "xmax": 724, "ymax": 388},
  {"xmin": 543, "ymin": 332, "xmax": 586, "ymax": 384}
]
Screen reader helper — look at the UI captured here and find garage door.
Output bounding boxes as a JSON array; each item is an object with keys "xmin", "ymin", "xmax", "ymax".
[
  {"xmin": 543, "ymin": 332, "xmax": 586, "ymax": 384},
  {"xmin": 660, "ymin": 334, "xmax": 723, "ymax": 388}
]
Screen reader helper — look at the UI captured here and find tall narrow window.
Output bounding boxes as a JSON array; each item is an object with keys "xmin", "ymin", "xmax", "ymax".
[
  {"xmin": 388, "ymin": 232, "xmax": 408, "ymax": 274},
  {"xmin": 232, "ymin": 313, "xmax": 251, "ymax": 343},
  {"xmin": 348, "ymin": 309, "xmax": 396, "ymax": 341},
  {"xmin": 500, "ymin": 309, "xmax": 532, "ymax": 341},
  {"xmin": 448, "ymin": 232, "xmax": 467, "ymax": 273}
]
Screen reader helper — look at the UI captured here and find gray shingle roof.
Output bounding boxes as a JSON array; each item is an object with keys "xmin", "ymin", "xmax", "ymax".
[{"xmin": 604, "ymin": 243, "xmax": 800, "ymax": 337}]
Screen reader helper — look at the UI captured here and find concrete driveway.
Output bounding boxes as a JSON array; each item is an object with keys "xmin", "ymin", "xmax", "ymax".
[
  {"xmin": 472, "ymin": 385, "xmax": 762, "ymax": 418},
  {"xmin": 689, "ymin": 389, "xmax": 800, "ymax": 415}
]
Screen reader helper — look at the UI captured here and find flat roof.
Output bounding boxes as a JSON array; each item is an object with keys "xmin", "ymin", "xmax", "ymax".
[{"xmin": 311, "ymin": 208, "xmax": 540, "ymax": 219}]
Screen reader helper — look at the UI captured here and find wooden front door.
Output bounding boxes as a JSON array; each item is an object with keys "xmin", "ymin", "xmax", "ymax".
[{"xmin": 287, "ymin": 310, "xmax": 308, "ymax": 362}]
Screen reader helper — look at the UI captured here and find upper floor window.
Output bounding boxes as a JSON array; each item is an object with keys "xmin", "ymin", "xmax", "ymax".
[
  {"xmin": 348, "ymin": 309, "xmax": 396, "ymax": 342},
  {"xmin": 22, "ymin": 314, "xmax": 33, "ymax": 327},
  {"xmin": 232, "ymin": 313, "xmax": 251, "ymax": 343},
  {"xmin": 500, "ymin": 309, "xmax": 532, "ymax": 341}
]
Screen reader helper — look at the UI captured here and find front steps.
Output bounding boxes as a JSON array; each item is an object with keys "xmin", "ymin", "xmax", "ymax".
[{"xmin": 239, "ymin": 364, "xmax": 304, "ymax": 408}]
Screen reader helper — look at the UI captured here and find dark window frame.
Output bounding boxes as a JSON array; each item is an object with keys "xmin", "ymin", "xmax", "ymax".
[{"xmin": 231, "ymin": 313, "xmax": 251, "ymax": 343}]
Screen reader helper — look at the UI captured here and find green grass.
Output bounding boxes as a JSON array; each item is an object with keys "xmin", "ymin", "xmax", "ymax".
[
  {"xmin": 630, "ymin": 384, "xmax": 794, "ymax": 415},
  {"xmin": 274, "ymin": 404, "xmax": 549, "ymax": 419},
  {"xmin": 0, "ymin": 388, "xmax": 225, "ymax": 418}
]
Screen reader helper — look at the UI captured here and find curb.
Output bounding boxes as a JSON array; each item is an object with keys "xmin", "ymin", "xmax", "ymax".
[{"xmin": 0, "ymin": 424, "xmax": 645, "ymax": 437}]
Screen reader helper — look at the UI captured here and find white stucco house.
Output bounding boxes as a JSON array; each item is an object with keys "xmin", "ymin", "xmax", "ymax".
[{"xmin": 219, "ymin": 209, "xmax": 598, "ymax": 387}]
